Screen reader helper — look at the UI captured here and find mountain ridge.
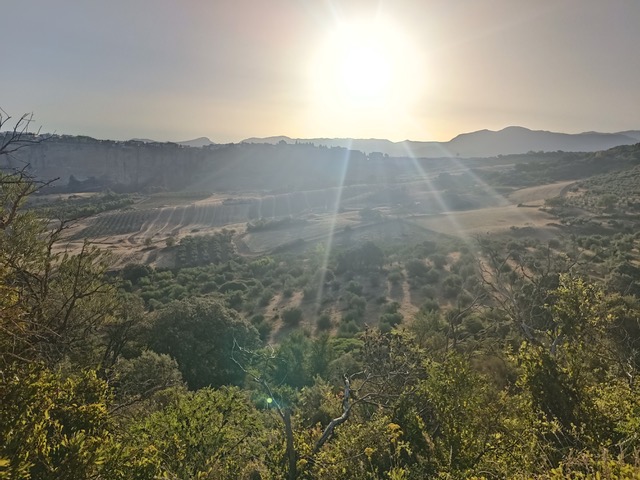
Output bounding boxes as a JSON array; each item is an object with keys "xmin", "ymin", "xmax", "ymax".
[
  {"xmin": 242, "ymin": 126, "xmax": 640, "ymax": 158},
  {"xmin": 129, "ymin": 137, "xmax": 216, "ymax": 148},
  {"xmin": 4, "ymin": 131, "xmax": 640, "ymax": 193}
]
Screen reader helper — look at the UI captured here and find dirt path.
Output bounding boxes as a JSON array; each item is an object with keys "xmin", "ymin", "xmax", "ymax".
[
  {"xmin": 155, "ymin": 206, "xmax": 178, "ymax": 236},
  {"xmin": 508, "ymin": 180, "xmax": 575, "ymax": 205},
  {"xmin": 399, "ymin": 272, "xmax": 419, "ymax": 318},
  {"xmin": 387, "ymin": 269, "xmax": 419, "ymax": 320}
]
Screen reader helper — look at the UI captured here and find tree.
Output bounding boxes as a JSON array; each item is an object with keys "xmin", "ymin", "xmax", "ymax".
[
  {"xmin": 282, "ymin": 307, "xmax": 303, "ymax": 327},
  {"xmin": 123, "ymin": 387, "xmax": 271, "ymax": 479},
  {"xmin": 0, "ymin": 111, "xmax": 117, "ymax": 368},
  {"xmin": 1, "ymin": 233, "xmax": 117, "ymax": 367},
  {"xmin": 110, "ymin": 350, "xmax": 183, "ymax": 408},
  {"xmin": 148, "ymin": 297, "xmax": 259, "ymax": 389},
  {"xmin": 0, "ymin": 110, "xmax": 133, "ymax": 479},
  {"xmin": 336, "ymin": 241, "xmax": 385, "ymax": 273},
  {"xmin": 476, "ymin": 237, "xmax": 573, "ymax": 345},
  {"xmin": 231, "ymin": 328, "xmax": 428, "ymax": 479},
  {"xmin": 0, "ymin": 366, "xmax": 113, "ymax": 479}
]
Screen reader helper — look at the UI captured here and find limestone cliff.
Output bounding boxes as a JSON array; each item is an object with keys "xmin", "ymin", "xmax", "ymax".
[{"xmin": 3, "ymin": 136, "xmax": 211, "ymax": 190}]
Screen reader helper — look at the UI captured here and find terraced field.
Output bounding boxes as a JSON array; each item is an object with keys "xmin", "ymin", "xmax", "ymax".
[{"xmin": 57, "ymin": 181, "xmax": 568, "ymax": 267}]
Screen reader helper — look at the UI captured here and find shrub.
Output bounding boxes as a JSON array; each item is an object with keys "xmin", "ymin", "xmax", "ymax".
[
  {"xmin": 337, "ymin": 320, "xmax": 359, "ymax": 338},
  {"xmin": 405, "ymin": 259, "xmax": 430, "ymax": 278},
  {"xmin": 429, "ymin": 253, "xmax": 447, "ymax": 269},
  {"xmin": 122, "ymin": 263, "xmax": 152, "ymax": 284},
  {"xmin": 317, "ymin": 314, "xmax": 332, "ymax": 331},
  {"xmin": 420, "ymin": 286, "xmax": 437, "ymax": 298},
  {"xmin": 259, "ymin": 288, "xmax": 274, "ymax": 306},
  {"xmin": 255, "ymin": 320, "xmax": 273, "ymax": 342},
  {"xmin": 342, "ymin": 309, "xmax": 363, "ymax": 323},
  {"xmin": 424, "ymin": 269, "xmax": 440, "ymax": 284},
  {"xmin": 320, "ymin": 269, "xmax": 335, "ymax": 282},
  {"xmin": 303, "ymin": 286, "xmax": 316, "ymax": 302},
  {"xmin": 548, "ymin": 238, "xmax": 561, "ymax": 249},
  {"xmin": 219, "ymin": 281, "xmax": 248, "ymax": 293},
  {"xmin": 346, "ymin": 281, "xmax": 363, "ymax": 296},
  {"xmin": 383, "ymin": 301, "xmax": 401, "ymax": 314},
  {"xmin": 387, "ymin": 270, "xmax": 403, "ymax": 285},
  {"xmin": 463, "ymin": 315, "xmax": 484, "ymax": 335},
  {"xmin": 348, "ymin": 294, "xmax": 366, "ymax": 313},
  {"xmin": 282, "ymin": 307, "xmax": 303, "ymax": 326},
  {"xmin": 421, "ymin": 298, "xmax": 440, "ymax": 312},
  {"xmin": 442, "ymin": 275, "xmax": 463, "ymax": 299},
  {"xmin": 380, "ymin": 312, "xmax": 403, "ymax": 328}
]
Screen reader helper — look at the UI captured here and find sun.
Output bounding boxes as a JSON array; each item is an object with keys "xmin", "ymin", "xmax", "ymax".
[
  {"xmin": 307, "ymin": 16, "xmax": 425, "ymax": 138},
  {"xmin": 337, "ymin": 32, "xmax": 392, "ymax": 101},
  {"xmin": 311, "ymin": 17, "xmax": 422, "ymax": 110}
]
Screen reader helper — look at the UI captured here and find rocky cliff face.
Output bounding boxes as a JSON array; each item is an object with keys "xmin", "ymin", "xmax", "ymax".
[
  {"xmin": 3, "ymin": 136, "xmax": 212, "ymax": 190},
  {"xmin": 2, "ymin": 136, "xmax": 372, "ymax": 192},
  {"xmin": 12, "ymin": 133, "xmax": 633, "ymax": 194}
]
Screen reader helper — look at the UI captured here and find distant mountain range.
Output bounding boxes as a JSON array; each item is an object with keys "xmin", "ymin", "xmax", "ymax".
[
  {"xmin": 130, "ymin": 137, "xmax": 216, "ymax": 148},
  {"xmin": 128, "ymin": 127, "xmax": 640, "ymax": 158},
  {"xmin": 242, "ymin": 126, "xmax": 640, "ymax": 158},
  {"xmin": 176, "ymin": 137, "xmax": 216, "ymax": 148}
]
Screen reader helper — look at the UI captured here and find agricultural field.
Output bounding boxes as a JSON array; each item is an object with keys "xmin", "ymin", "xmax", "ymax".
[
  {"xmin": 55, "ymin": 177, "xmax": 576, "ymax": 269},
  {"xmin": 406, "ymin": 204, "xmax": 558, "ymax": 237}
]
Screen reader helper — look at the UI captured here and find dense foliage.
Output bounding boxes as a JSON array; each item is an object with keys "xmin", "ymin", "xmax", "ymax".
[{"xmin": 29, "ymin": 190, "xmax": 137, "ymax": 220}]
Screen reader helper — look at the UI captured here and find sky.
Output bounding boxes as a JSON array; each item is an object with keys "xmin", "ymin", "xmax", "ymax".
[{"xmin": 3, "ymin": 0, "xmax": 639, "ymax": 143}]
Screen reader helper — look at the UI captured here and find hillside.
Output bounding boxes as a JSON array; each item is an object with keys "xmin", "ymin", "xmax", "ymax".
[
  {"xmin": 4, "ymin": 129, "xmax": 640, "ymax": 479},
  {"xmin": 243, "ymin": 126, "xmax": 640, "ymax": 157},
  {"xmin": 6, "ymin": 132, "xmax": 639, "ymax": 195}
]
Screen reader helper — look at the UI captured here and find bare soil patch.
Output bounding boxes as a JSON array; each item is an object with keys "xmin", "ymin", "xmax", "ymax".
[
  {"xmin": 508, "ymin": 181, "xmax": 575, "ymax": 205},
  {"xmin": 407, "ymin": 205, "xmax": 556, "ymax": 236}
]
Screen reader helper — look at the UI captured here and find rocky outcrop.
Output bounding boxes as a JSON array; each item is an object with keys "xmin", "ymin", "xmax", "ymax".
[{"xmin": 4, "ymin": 136, "xmax": 212, "ymax": 190}]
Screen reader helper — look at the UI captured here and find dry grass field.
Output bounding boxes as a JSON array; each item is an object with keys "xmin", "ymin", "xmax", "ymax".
[
  {"xmin": 507, "ymin": 180, "xmax": 574, "ymax": 205},
  {"xmin": 406, "ymin": 204, "xmax": 557, "ymax": 236}
]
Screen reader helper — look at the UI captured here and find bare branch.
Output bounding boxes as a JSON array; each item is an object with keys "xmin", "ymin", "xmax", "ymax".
[
  {"xmin": 0, "ymin": 109, "xmax": 47, "ymax": 158},
  {"xmin": 313, "ymin": 373, "xmax": 355, "ymax": 453}
]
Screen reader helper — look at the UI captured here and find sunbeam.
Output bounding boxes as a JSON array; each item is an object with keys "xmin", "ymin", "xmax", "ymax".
[
  {"xmin": 394, "ymin": 134, "xmax": 538, "ymax": 257},
  {"xmin": 314, "ymin": 142, "xmax": 353, "ymax": 311}
]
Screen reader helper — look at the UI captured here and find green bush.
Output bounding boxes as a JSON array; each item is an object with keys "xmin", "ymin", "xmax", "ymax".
[
  {"xmin": 282, "ymin": 307, "xmax": 303, "ymax": 326},
  {"xmin": 317, "ymin": 314, "xmax": 332, "ymax": 331},
  {"xmin": 346, "ymin": 281, "xmax": 363, "ymax": 296}
]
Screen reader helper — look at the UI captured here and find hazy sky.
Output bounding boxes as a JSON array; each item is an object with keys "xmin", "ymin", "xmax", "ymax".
[{"xmin": 3, "ymin": 1, "xmax": 639, "ymax": 143}]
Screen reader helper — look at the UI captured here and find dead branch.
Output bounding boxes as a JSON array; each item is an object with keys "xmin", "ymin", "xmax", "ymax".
[{"xmin": 0, "ymin": 109, "xmax": 46, "ymax": 158}]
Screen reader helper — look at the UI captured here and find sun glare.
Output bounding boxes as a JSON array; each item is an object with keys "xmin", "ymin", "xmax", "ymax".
[
  {"xmin": 338, "ymin": 34, "xmax": 392, "ymax": 101},
  {"xmin": 309, "ymin": 17, "xmax": 424, "ymax": 136}
]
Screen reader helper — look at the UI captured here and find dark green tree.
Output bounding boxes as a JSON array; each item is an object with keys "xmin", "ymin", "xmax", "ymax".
[{"xmin": 148, "ymin": 297, "xmax": 259, "ymax": 389}]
